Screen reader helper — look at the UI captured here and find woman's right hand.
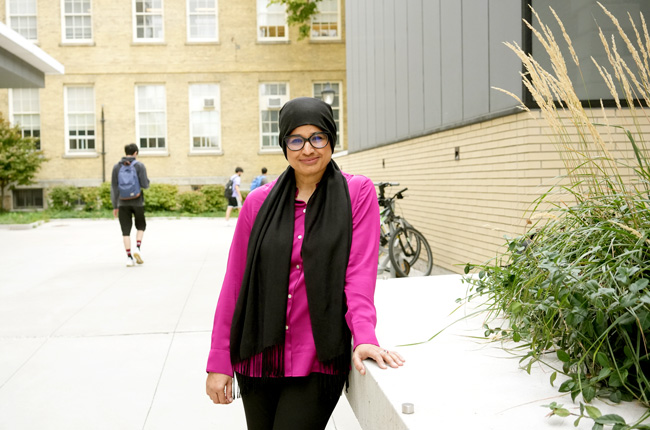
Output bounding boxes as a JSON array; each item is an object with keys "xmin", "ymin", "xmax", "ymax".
[{"xmin": 206, "ymin": 372, "xmax": 233, "ymax": 404}]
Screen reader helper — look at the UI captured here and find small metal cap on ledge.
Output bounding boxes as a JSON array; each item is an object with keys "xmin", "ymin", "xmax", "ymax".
[{"xmin": 402, "ymin": 403, "xmax": 415, "ymax": 414}]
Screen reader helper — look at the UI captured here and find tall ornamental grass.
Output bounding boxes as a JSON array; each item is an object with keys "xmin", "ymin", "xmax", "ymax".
[{"xmin": 463, "ymin": 3, "xmax": 650, "ymax": 422}]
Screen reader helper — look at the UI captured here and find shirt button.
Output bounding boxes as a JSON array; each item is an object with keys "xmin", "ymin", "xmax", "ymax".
[
  {"xmin": 296, "ymin": 264, "xmax": 300, "ymax": 269},
  {"xmin": 298, "ymin": 235, "xmax": 302, "ymax": 240},
  {"xmin": 303, "ymin": 209, "xmax": 306, "ymax": 213},
  {"xmin": 288, "ymin": 294, "xmax": 292, "ymax": 299},
  {"xmin": 285, "ymin": 325, "xmax": 289, "ymax": 330}
]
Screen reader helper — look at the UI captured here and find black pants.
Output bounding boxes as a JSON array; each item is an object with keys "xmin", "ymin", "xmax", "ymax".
[
  {"xmin": 118, "ymin": 206, "xmax": 146, "ymax": 236},
  {"xmin": 240, "ymin": 374, "xmax": 344, "ymax": 430}
]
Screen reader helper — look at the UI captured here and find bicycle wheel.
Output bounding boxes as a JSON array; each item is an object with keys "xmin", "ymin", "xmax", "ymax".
[{"xmin": 388, "ymin": 227, "xmax": 433, "ymax": 277}]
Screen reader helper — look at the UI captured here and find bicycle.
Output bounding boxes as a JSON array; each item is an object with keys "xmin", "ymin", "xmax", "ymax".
[{"xmin": 375, "ymin": 182, "xmax": 433, "ymax": 278}]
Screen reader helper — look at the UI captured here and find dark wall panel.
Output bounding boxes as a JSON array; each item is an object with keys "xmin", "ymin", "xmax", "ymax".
[{"xmin": 489, "ymin": 1, "xmax": 524, "ymax": 112}]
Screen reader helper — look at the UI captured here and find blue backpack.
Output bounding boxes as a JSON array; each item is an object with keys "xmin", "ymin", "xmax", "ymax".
[
  {"xmin": 118, "ymin": 160, "xmax": 141, "ymax": 200},
  {"xmin": 250, "ymin": 175, "xmax": 265, "ymax": 191}
]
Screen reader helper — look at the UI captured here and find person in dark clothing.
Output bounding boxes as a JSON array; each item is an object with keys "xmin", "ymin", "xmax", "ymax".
[{"xmin": 111, "ymin": 143, "xmax": 150, "ymax": 267}]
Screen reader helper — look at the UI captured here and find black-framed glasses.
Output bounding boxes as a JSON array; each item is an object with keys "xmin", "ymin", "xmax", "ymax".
[{"xmin": 283, "ymin": 132, "xmax": 329, "ymax": 151}]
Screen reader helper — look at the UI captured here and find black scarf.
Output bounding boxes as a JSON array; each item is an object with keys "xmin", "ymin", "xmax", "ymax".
[{"xmin": 230, "ymin": 160, "xmax": 352, "ymax": 383}]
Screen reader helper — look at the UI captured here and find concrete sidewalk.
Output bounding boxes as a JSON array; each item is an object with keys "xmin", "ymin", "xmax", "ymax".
[{"xmin": 0, "ymin": 218, "xmax": 362, "ymax": 429}]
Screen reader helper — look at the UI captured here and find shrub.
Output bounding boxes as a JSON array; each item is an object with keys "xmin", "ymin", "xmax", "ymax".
[
  {"xmin": 144, "ymin": 183, "xmax": 178, "ymax": 211},
  {"xmin": 98, "ymin": 182, "xmax": 112, "ymax": 209},
  {"xmin": 177, "ymin": 190, "xmax": 208, "ymax": 214},
  {"xmin": 200, "ymin": 185, "xmax": 228, "ymax": 211},
  {"xmin": 48, "ymin": 185, "xmax": 80, "ymax": 210},
  {"xmin": 79, "ymin": 187, "xmax": 101, "ymax": 211}
]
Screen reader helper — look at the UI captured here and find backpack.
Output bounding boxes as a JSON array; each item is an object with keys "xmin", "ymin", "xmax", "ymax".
[
  {"xmin": 117, "ymin": 160, "xmax": 141, "ymax": 200},
  {"xmin": 250, "ymin": 175, "xmax": 264, "ymax": 191},
  {"xmin": 224, "ymin": 178, "xmax": 234, "ymax": 199}
]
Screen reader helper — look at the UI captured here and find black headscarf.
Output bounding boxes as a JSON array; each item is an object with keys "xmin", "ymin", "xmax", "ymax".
[
  {"xmin": 278, "ymin": 97, "xmax": 338, "ymax": 158},
  {"xmin": 230, "ymin": 98, "xmax": 352, "ymax": 393}
]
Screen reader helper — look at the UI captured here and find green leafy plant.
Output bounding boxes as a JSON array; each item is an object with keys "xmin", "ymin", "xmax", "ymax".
[
  {"xmin": 199, "ymin": 184, "xmax": 228, "ymax": 211},
  {"xmin": 0, "ymin": 113, "xmax": 47, "ymax": 211},
  {"xmin": 462, "ymin": 3, "xmax": 650, "ymax": 426},
  {"xmin": 177, "ymin": 190, "xmax": 208, "ymax": 214},
  {"xmin": 79, "ymin": 187, "xmax": 102, "ymax": 212},
  {"xmin": 268, "ymin": 0, "xmax": 323, "ymax": 40},
  {"xmin": 144, "ymin": 183, "xmax": 178, "ymax": 211},
  {"xmin": 98, "ymin": 182, "xmax": 112, "ymax": 209},
  {"xmin": 48, "ymin": 185, "xmax": 81, "ymax": 210}
]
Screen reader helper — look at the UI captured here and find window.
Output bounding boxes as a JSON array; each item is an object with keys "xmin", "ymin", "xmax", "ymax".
[
  {"xmin": 13, "ymin": 189, "xmax": 43, "ymax": 209},
  {"xmin": 187, "ymin": 0, "xmax": 218, "ymax": 42},
  {"xmin": 62, "ymin": 0, "xmax": 92, "ymax": 43},
  {"xmin": 136, "ymin": 85, "xmax": 167, "ymax": 150},
  {"xmin": 10, "ymin": 89, "xmax": 41, "ymax": 150},
  {"xmin": 189, "ymin": 84, "xmax": 221, "ymax": 152},
  {"xmin": 7, "ymin": 0, "xmax": 37, "ymax": 41},
  {"xmin": 257, "ymin": 0, "xmax": 287, "ymax": 41},
  {"xmin": 65, "ymin": 87, "xmax": 96, "ymax": 152},
  {"xmin": 133, "ymin": 0, "xmax": 164, "ymax": 41},
  {"xmin": 313, "ymin": 82, "xmax": 342, "ymax": 148},
  {"xmin": 311, "ymin": 0, "xmax": 339, "ymax": 40},
  {"xmin": 259, "ymin": 83, "xmax": 288, "ymax": 149}
]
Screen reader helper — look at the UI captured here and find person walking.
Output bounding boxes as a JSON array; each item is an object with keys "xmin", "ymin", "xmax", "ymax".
[
  {"xmin": 205, "ymin": 97, "xmax": 404, "ymax": 429},
  {"xmin": 224, "ymin": 167, "xmax": 243, "ymax": 223},
  {"xmin": 249, "ymin": 167, "xmax": 268, "ymax": 192},
  {"xmin": 111, "ymin": 143, "xmax": 150, "ymax": 267}
]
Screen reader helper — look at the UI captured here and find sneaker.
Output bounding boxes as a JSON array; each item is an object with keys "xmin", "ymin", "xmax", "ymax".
[
  {"xmin": 133, "ymin": 248, "xmax": 143, "ymax": 265},
  {"xmin": 126, "ymin": 256, "xmax": 135, "ymax": 267}
]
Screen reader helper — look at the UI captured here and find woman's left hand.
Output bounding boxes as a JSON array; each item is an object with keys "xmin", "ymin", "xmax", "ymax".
[{"xmin": 352, "ymin": 344, "xmax": 405, "ymax": 375}]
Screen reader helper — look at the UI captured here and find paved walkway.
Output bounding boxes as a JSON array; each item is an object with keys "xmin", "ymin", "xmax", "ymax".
[{"xmin": 0, "ymin": 218, "xmax": 361, "ymax": 429}]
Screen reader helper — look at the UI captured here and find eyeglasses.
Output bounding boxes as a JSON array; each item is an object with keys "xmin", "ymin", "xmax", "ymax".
[{"xmin": 283, "ymin": 132, "xmax": 329, "ymax": 151}]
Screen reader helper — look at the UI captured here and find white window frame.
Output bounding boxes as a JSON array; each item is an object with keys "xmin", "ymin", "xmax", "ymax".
[
  {"xmin": 135, "ymin": 84, "xmax": 168, "ymax": 153},
  {"xmin": 9, "ymin": 88, "xmax": 41, "ymax": 150},
  {"xmin": 189, "ymin": 84, "xmax": 221, "ymax": 154},
  {"xmin": 133, "ymin": 0, "xmax": 165, "ymax": 43},
  {"xmin": 186, "ymin": 0, "xmax": 218, "ymax": 42},
  {"xmin": 64, "ymin": 86, "xmax": 96, "ymax": 155},
  {"xmin": 61, "ymin": 0, "xmax": 93, "ymax": 44},
  {"xmin": 259, "ymin": 83, "xmax": 289, "ymax": 152},
  {"xmin": 6, "ymin": 0, "xmax": 38, "ymax": 41},
  {"xmin": 310, "ymin": 0, "xmax": 340, "ymax": 41},
  {"xmin": 313, "ymin": 82, "xmax": 343, "ymax": 149},
  {"xmin": 256, "ymin": 0, "xmax": 288, "ymax": 42}
]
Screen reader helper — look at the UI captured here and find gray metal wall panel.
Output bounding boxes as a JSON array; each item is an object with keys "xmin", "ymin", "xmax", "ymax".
[
  {"xmin": 407, "ymin": 0, "xmax": 425, "ymax": 135},
  {"xmin": 383, "ymin": 0, "xmax": 397, "ymax": 144},
  {"xmin": 345, "ymin": 0, "xmax": 524, "ymax": 153},
  {"xmin": 345, "ymin": 0, "xmax": 359, "ymax": 149},
  {"xmin": 423, "ymin": 0, "xmax": 442, "ymax": 131},
  {"xmin": 394, "ymin": 3, "xmax": 409, "ymax": 139},
  {"xmin": 373, "ymin": 3, "xmax": 386, "ymax": 147},
  {"xmin": 489, "ymin": 0, "xmax": 524, "ymax": 112},
  {"xmin": 440, "ymin": 1, "xmax": 463, "ymax": 125},
  {"xmin": 462, "ymin": 0, "xmax": 490, "ymax": 119}
]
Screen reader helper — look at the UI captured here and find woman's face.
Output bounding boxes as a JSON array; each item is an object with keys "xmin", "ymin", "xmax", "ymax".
[{"xmin": 285, "ymin": 124, "xmax": 332, "ymax": 180}]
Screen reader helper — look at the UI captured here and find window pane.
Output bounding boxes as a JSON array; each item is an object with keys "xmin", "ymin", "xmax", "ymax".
[
  {"xmin": 311, "ymin": 0, "xmax": 339, "ymax": 39},
  {"xmin": 66, "ymin": 87, "xmax": 95, "ymax": 151},
  {"xmin": 135, "ymin": 0, "xmax": 164, "ymax": 40},
  {"xmin": 137, "ymin": 85, "xmax": 167, "ymax": 150},
  {"xmin": 189, "ymin": 84, "xmax": 220, "ymax": 150},
  {"xmin": 8, "ymin": 0, "xmax": 38, "ymax": 40}
]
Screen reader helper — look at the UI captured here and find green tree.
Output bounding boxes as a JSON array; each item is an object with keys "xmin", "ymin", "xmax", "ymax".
[
  {"xmin": 0, "ymin": 113, "xmax": 47, "ymax": 211},
  {"xmin": 269, "ymin": 0, "xmax": 323, "ymax": 40}
]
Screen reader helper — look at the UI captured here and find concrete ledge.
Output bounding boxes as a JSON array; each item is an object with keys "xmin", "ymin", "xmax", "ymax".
[{"xmin": 347, "ymin": 275, "xmax": 650, "ymax": 429}]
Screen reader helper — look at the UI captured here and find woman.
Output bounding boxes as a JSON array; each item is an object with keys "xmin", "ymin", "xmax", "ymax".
[{"xmin": 205, "ymin": 97, "xmax": 404, "ymax": 429}]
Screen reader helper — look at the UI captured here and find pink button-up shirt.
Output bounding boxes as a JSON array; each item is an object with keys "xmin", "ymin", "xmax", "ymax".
[{"xmin": 207, "ymin": 172, "xmax": 380, "ymax": 377}]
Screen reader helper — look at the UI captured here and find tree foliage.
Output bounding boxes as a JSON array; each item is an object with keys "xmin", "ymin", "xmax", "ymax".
[
  {"xmin": 269, "ymin": 0, "xmax": 323, "ymax": 40},
  {"xmin": 0, "ymin": 113, "xmax": 47, "ymax": 211}
]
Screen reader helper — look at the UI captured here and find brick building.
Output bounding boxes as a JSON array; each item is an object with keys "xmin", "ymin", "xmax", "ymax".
[{"xmin": 0, "ymin": 0, "xmax": 346, "ymax": 210}]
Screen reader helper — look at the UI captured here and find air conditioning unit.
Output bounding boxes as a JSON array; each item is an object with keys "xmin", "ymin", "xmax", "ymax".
[
  {"xmin": 263, "ymin": 95, "xmax": 287, "ymax": 109},
  {"xmin": 203, "ymin": 98, "xmax": 215, "ymax": 110}
]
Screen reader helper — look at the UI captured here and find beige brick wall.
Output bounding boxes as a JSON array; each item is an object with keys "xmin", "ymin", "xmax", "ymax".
[
  {"xmin": 335, "ymin": 108, "xmax": 645, "ymax": 274},
  {"xmin": 0, "ymin": 0, "xmax": 347, "ymax": 202}
]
